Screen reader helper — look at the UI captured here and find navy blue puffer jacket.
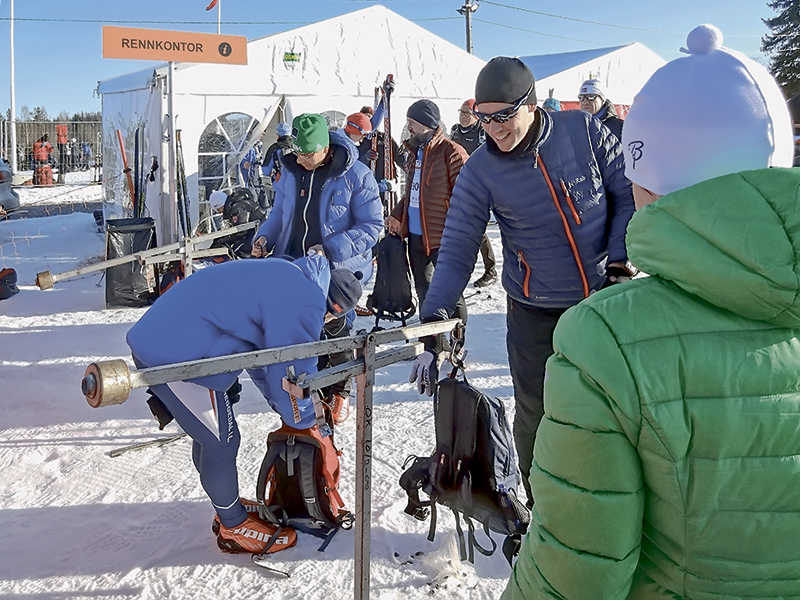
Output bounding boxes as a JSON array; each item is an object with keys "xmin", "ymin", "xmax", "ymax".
[{"xmin": 422, "ymin": 109, "xmax": 634, "ymax": 318}]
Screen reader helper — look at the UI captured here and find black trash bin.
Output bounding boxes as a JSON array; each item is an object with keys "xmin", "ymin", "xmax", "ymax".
[{"xmin": 105, "ymin": 217, "xmax": 159, "ymax": 308}]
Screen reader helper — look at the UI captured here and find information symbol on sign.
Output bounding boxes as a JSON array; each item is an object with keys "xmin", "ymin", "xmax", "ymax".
[{"xmin": 218, "ymin": 42, "xmax": 232, "ymax": 57}]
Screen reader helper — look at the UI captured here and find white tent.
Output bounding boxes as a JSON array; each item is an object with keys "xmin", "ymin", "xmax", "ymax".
[
  {"xmin": 97, "ymin": 5, "xmax": 486, "ymax": 244},
  {"xmin": 519, "ymin": 43, "xmax": 665, "ymax": 109}
]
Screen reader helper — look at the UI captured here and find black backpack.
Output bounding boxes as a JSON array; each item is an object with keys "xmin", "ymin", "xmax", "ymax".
[
  {"xmin": 212, "ymin": 188, "xmax": 266, "ymax": 258},
  {"xmin": 256, "ymin": 424, "xmax": 354, "ymax": 551},
  {"xmin": 366, "ymin": 234, "xmax": 416, "ymax": 327},
  {"xmin": 400, "ymin": 370, "xmax": 530, "ymax": 563}
]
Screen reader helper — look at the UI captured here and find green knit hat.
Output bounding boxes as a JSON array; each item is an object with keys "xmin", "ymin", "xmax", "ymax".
[{"xmin": 291, "ymin": 113, "xmax": 329, "ymax": 153}]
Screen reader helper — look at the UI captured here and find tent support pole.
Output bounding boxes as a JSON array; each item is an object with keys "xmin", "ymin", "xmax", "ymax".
[{"xmin": 167, "ymin": 61, "xmax": 179, "ymax": 244}]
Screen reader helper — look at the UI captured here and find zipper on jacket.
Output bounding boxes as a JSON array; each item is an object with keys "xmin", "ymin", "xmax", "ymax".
[
  {"xmin": 300, "ymin": 169, "xmax": 315, "ymax": 252},
  {"xmin": 559, "ymin": 179, "xmax": 581, "ymax": 225},
  {"xmin": 419, "ymin": 145, "xmax": 432, "ymax": 255},
  {"xmin": 537, "ymin": 155, "xmax": 590, "ymax": 298},
  {"xmin": 517, "ymin": 251, "xmax": 531, "ymax": 298}
]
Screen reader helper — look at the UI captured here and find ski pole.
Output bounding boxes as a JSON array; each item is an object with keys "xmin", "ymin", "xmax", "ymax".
[{"xmin": 107, "ymin": 433, "xmax": 187, "ymax": 458}]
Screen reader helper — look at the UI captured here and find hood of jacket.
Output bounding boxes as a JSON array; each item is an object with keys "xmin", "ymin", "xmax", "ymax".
[
  {"xmin": 627, "ymin": 167, "xmax": 800, "ymax": 328},
  {"xmin": 283, "ymin": 128, "xmax": 359, "ymax": 179}
]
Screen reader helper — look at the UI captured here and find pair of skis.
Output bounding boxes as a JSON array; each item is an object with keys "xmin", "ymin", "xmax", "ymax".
[
  {"xmin": 370, "ymin": 75, "xmax": 397, "ymax": 215},
  {"xmin": 175, "ymin": 130, "xmax": 190, "ymax": 237},
  {"xmin": 117, "ymin": 127, "xmax": 153, "ymax": 219}
]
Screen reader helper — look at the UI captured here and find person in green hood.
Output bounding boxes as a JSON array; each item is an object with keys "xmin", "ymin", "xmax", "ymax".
[{"xmin": 504, "ymin": 24, "xmax": 797, "ymax": 600}]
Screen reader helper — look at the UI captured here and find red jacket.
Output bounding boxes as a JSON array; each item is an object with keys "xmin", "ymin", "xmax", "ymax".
[
  {"xmin": 33, "ymin": 140, "xmax": 53, "ymax": 161},
  {"xmin": 392, "ymin": 127, "xmax": 468, "ymax": 255}
]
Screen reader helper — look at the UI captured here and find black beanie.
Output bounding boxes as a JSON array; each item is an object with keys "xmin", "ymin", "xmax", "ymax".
[
  {"xmin": 406, "ymin": 99, "xmax": 441, "ymax": 130},
  {"xmin": 475, "ymin": 57, "xmax": 536, "ymax": 106},
  {"xmin": 327, "ymin": 269, "xmax": 363, "ymax": 317}
]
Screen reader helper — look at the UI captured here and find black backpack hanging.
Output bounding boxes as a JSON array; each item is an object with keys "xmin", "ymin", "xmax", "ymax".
[
  {"xmin": 399, "ymin": 367, "xmax": 530, "ymax": 563},
  {"xmin": 365, "ymin": 234, "xmax": 416, "ymax": 328}
]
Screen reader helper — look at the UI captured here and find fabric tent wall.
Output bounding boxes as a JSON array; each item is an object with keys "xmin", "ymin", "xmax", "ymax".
[
  {"xmin": 524, "ymin": 43, "xmax": 665, "ymax": 107},
  {"xmin": 101, "ymin": 82, "xmax": 169, "ymax": 245},
  {"xmin": 98, "ymin": 5, "xmax": 486, "ymax": 243}
]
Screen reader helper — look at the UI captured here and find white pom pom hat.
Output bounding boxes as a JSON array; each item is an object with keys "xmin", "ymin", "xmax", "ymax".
[{"xmin": 622, "ymin": 24, "xmax": 794, "ymax": 196}]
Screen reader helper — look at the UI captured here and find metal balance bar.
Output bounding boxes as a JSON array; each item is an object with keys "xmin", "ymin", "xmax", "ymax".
[{"xmin": 36, "ymin": 221, "xmax": 258, "ymax": 289}]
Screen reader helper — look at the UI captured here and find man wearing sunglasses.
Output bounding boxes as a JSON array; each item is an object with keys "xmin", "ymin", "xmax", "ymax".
[
  {"xmin": 413, "ymin": 56, "xmax": 636, "ymax": 506},
  {"xmin": 578, "ymin": 78, "xmax": 624, "ymax": 141}
]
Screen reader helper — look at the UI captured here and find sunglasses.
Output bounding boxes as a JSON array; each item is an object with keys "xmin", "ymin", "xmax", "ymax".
[
  {"xmin": 579, "ymin": 94, "xmax": 599, "ymax": 101},
  {"xmin": 346, "ymin": 121, "xmax": 368, "ymax": 135},
  {"xmin": 472, "ymin": 85, "xmax": 534, "ymax": 124}
]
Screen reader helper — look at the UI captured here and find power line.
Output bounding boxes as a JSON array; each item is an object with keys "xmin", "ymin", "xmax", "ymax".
[
  {"xmin": 479, "ymin": 0, "xmax": 683, "ymax": 34},
  {"xmin": 0, "ymin": 16, "xmax": 459, "ymax": 24},
  {"xmin": 474, "ymin": 19, "xmax": 590, "ymax": 43}
]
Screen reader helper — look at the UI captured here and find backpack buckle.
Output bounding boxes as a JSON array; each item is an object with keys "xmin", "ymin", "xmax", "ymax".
[{"xmin": 411, "ymin": 506, "xmax": 430, "ymax": 521}]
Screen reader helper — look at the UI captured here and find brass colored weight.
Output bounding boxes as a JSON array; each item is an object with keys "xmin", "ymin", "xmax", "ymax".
[
  {"xmin": 35, "ymin": 270, "xmax": 54, "ymax": 290},
  {"xmin": 82, "ymin": 359, "xmax": 132, "ymax": 408}
]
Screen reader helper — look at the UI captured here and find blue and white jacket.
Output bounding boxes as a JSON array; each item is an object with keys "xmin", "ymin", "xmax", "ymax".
[
  {"xmin": 255, "ymin": 129, "xmax": 383, "ymax": 282},
  {"xmin": 126, "ymin": 256, "xmax": 329, "ymax": 428},
  {"xmin": 422, "ymin": 109, "xmax": 635, "ymax": 318}
]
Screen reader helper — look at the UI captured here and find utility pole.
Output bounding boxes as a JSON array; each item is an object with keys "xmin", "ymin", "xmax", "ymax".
[{"xmin": 457, "ymin": 0, "xmax": 479, "ymax": 55}]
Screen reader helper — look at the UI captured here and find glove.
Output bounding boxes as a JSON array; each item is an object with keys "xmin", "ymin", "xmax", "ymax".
[
  {"xmin": 378, "ymin": 179, "xmax": 394, "ymax": 194},
  {"xmin": 606, "ymin": 261, "xmax": 639, "ymax": 284},
  {"xmin": 409, "ymin": 350, "xmax": 438, "ymax": 397},
  {"xmin": 251, "ymin": 236, "xmax": 268, "ymax": 258}
]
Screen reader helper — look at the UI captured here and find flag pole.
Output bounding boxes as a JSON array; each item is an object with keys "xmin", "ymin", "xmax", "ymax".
[
  {"xmin": 9, "ymin": 0, "xmax": 18, "ymax": 174},
  {"xmin": 217, "ymin": 0, "xmax": 221, "ymax": 35}
]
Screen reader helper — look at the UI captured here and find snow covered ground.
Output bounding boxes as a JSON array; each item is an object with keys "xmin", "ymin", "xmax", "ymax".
[{"xmin": 0, "ymin": 182, "xmax": 517, "ymax": 599}]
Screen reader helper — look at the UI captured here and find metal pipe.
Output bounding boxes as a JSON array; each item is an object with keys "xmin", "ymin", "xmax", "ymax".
[{"xmin": 36, "ymin": 221, "xmax": 256, "ymax": 289}]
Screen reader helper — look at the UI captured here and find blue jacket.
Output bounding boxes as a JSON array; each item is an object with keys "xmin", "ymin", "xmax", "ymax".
[
  {"xmin": 126, "ymin": 256, "xmax": 329, "ymax": 428},
  {"xmin": 255, "ymin": 129, "xmax": 383, "ymax": 281},
  {"xmin": 422, "ymin": 109, "xmax": 634, "ymax": 317}
]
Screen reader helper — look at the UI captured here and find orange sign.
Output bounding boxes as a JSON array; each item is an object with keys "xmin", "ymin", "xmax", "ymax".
[{"xmin": 102, "ymin": 26, "xmax": 247, "ymax": 65}]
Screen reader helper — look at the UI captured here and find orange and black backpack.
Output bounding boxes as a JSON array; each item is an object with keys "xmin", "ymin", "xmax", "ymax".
[{"xmin": 256, "ymin": 424, "xmax": 354, "ymax": 550}]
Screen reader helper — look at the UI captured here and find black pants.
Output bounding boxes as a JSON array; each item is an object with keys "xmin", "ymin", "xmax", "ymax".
[
  {"xmin": 505, "ymin": 297, "xmax": 566, "ymax": 505},
  {"xmin": 408, "ymin": 233, "xmax": 467, "ymax": 324},
  {"xmin": 479, "ymin": 232, "xmax": 496, "ymax": 273},
  {"xmin": 318, "ymin": 314, "xmax": 353, "ymax": 398}
]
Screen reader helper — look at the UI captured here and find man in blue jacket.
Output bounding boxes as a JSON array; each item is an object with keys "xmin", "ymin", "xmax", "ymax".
[
  {"xmin": 126, "ymin": 254, "xmax": 362, "ymax": 555},
  {"xmin": 252, "ymin": 112, "xmax": 383, "ymax": 424},
  {"xmin": 410, "ymin": 57, "xmax": 636, "ymax": 505}
]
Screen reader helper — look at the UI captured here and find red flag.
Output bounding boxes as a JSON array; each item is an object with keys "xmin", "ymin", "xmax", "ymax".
[{"xmin": 205, "ymin": 0, "xmax": 218, "ymax": 11}]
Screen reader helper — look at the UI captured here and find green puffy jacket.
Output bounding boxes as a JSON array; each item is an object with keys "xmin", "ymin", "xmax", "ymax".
[{"xmin": 503, "ymin": 168, "xmax": 800, "ymax": 600}]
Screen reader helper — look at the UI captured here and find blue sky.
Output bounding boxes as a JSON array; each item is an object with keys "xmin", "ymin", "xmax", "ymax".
[{"xmin": 0, "ymin": 0, "xmax": 774, "ymax": 118}]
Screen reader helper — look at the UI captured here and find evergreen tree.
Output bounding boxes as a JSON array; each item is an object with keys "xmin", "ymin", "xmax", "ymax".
[
  {"xmin": 761, "ymin": 0, "xmax": 800, "ymax": 98},
  {"xmin": 31, "ymin": 106, "xmax": 50, "ymax": 122}
]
